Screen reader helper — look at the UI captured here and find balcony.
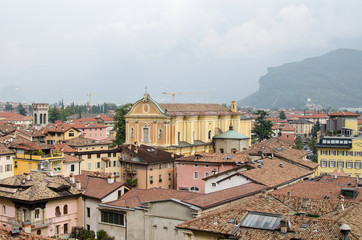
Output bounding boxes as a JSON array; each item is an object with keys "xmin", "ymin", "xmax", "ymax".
[
  {"xmin": 16, "ymin": 153, "xmax": 64, "ymax": 160},
  {"xmin": 125, "ymin": 168, "xmax": 137, "ymax": 175},
  {"xmin": 32, "ymin": 219, "xmax": 53, "ymax": 229},
  {"xmin": 316, "ymin": 137, "xmax": 352, "ymax": 149}
]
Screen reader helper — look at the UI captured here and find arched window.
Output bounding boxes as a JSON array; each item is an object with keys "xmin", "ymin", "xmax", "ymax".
[
  {"xmin": 63, "ymin": 205, "xmax": 68, "ymax": 214},
  {"xmin": 158, "ymin": 129, "xmax": 162, "ymax": 140},
  {"xmin": 208, "ymin": 130, "xmax": 212, "ymax": 140},
  {"xmin": 231, "ymin": 148, "xmax": 237, "ymax": 154},
  {"xmin": 55, "ymin": 206, "xmax": 61, "ymax": 217},
  {"xmin": 34, "ymin": 209, "xmax": 40, "ymax": 219},
  {"xmin": 190, "ymin": 186, "xmax": 199, "ymax": 192},
  {"xmin": 2, "ymin": 205, "xmax": 5, "ymax": 215},
  {"xmin": 34, "ymin": 113, "xmax": 37, "ymax": 124},
  {"xmin": 36, "ymin": 230, "xmax": 41, "ymax": 235},
  {"xmin": 142, "ymin": 124, "xmax": 150, "ymax": 143},
  {"xmin": 130, "ymin": 128, "xmax": 134, "ymax": 138},
  {"xmin": 220, "ymin": 148, "xmax": 224, "ymax": 153},
  {"xmin": 43, "ymin": 114, "xmax": 47, "ymax": 124},
  {"xmin": 40, "ymin": 114, "xmax": 43, "ymax": 124}
]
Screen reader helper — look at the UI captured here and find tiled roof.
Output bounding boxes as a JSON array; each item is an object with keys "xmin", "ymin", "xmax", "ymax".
[
  {"xmin": 288, "ymin": 119, "xmax": 314, "ymax": 124},
  {"xmin": 0, "ymin": 172, "xmax": 82, "ymax": 202},
  {"xmin": 105, "ymin": 188, "xmax": 203, "ymax": 208},
  {"xmin": 81, "ymin": 170, "xmax": 116, "ymax": 179},
  {"xmin": 184, "ymin": 183, "xmax": 267, "ymax": 209},
  {"xmin": 319, "ymin": 175, "xmax": 361, "ymax": 187},
  {"xmin": 72, "ymin": 123, "xmax": 107, "ymax": 129},
  {"xmin": 40, "ymin": 123, "xmax": 79, "ymax": 133},
  {"xmin": 0, "ymin": 123, "xmax": 16, "ymax": 134},
  {"xmin": 0, "ymin": 112, "xmax": 32, "ymax": 122},
  {"xmin": 0, "ymin": 143, "xmax": 15, "ymax": 155},
  {"xmin": 74, "ymin": 174, "xmax": 125, "ymax": 200},
  {"xmin": 157, "ymin": 103, "xmax": 238, "ymax": 116},
  {"xmin": 275, "ymin": 152, "xmax": 318, "ymax": 169},
  {"xmin": 9, "ymin": 137, "xmax": 52, "ymax": 151},
  {"xmin": 66, "ymin": 136, "xmax": 111, "ymax": 147},
  {"xmin": 64, "ymin": 154, "xmax": 82, "ymax": 162},
  {"xmin": 121, "ymin": 144, "xmax": 178, "ymax": 164},
  {"xmin": 176, "ymin": 152, "xmax": 249, "ymax": 164},
  {"xmin": 0, "ymin": 226, "xmax": 52, "ymax": 240},
  {"xmin": 248, "ymin": 138, "xmax": 293, "ymax": 155},
  {"xmin": 240, "ymin": 157, "xmax": 312, "ymax": 187},
  {"xmin": 54, "ymin": 143, "xmax": 76, "ymax": 153},
  {"xmin": 328, "ymin": 111, "xmax": 360, "ymax": 117}
]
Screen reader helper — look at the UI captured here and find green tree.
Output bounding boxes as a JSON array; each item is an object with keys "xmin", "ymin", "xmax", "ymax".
[
  {"xmin": 17, "ymin": 103, "xmax": 26, "ymax": 115},
  {"xmin": 253, "ymin": 110, "xmax": 273, "ymax": 142},
  {"xmin": 311, "ymin": 121, "xmax": 321, "ymax": 139},
  {"xmin": 4, "ymin": 102, "xmax": 13, "ymax": 111},
  {"xmin": 49, "ymin": 106, "xmax": 61, "ymax": 123},
  {"xmin": 113, "ymin": 103, "xmax": 133, "ymax": 145},
  {"xmin": 279, "ymin": 111, "xmax": 287, "ymax": 120},
  {"xmin": 294, "ymin": 136, "xmax": 303, "ymax": 150}
]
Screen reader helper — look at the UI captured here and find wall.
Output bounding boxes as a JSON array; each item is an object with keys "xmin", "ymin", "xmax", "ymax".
[
  {"xmin": 204, "ymin": 170, "xmax": 251, "ymax": 193},
  {"xmin": 0, "ymin": 154, "xmax": 14, "ymax": 179}
]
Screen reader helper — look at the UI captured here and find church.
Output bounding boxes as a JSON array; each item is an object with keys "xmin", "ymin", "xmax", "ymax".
[{"xmin": 125, "ymin": 93, "xmax": 251, "ymax": 156}]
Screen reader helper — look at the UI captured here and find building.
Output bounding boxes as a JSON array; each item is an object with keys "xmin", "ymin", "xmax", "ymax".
[
  {"xmin": 316, "ymin": 136, "xmax": 362, "ymax": 177},
  {"xmin": 213, "ymin": 125, "xmax": 250, "ymax": 153},
  {"xmin": 0, "ymin": 171, "xmax": 83, "ymax": 238},
  {"xmin": 0, "ymin": 112, "xmax": 33, "ymax": 126},
  {"xmin": 32, "ymin": 103, "xmax": 49, "ymax": 128},
  {"xmin": 0, "ymin": 143, "xmax": 15, "ymax": 179},
  {"xmin": 322, "ymin": 111, "xmax": 360, "ymax": 136},
  {"xmin": 120, "ymin": 144, "xmax": 178, "ymax": 189},
  {"xmin": 125, "ymin": 93, "xmax": 251, "ymax": 156},
  {"xmin": 72, "ymin": 123, "xmax": 107, "ymax": 140},
  {"xmin": 41, "ymin": 123, "xmax": 81, "ymax": 144},
  {"xmin": 288, "ymin": 119, "xmax": 314, "ymax": 137},
  {"xmin": 73, "ymin": 173, "xmax": 130, "ymax": 232},
  {"xmin": 9, "ymin": 138, "xmax": 65, "ymax": 176}
]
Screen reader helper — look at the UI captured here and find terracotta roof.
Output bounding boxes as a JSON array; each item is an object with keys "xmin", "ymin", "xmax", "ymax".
[
  {"xmin": 105, "ymin": 188, "xmax": 203, "ymax": 208},
  {"xmin": 0, "ymin": 172, "xmax": 82, "ymax": 202},
  {"xmin": 9, "ymin": 137, "xmax": 52, "ymax": 151},
  {"xmin": 40, "ymin": 123, "xmax": 80, "ymax": 133},
  {"xmin": 54, "ymin": 143, "xmax": 76, "ymax": 153},
  {"xmin": 248, "ymin": 138, "xmax": 293, "ymax": 155},
  {"xmin": 121, "ymin": 144, "xmax": 178, "ymax": 164},
  {"xmin": 176, "ymin": 152, "xmax": 249, "ymax": 164},
  {"xmin": 0, "ymin": 123, "xmax": 16, "ymax": 134},
  {"xmin": 299, "ymin": 113, "xmax": 327, "ymax": 119},
  {"xmin": 184, "ymin": 183, "xmax": 267, "ymax": 209},
  {"xmin": 0, "ymin": 112, "xmax": 32, "ymax": 122},
  {"xmin": 81, "ymin": 170, "xmax": 116, "ymax": 179},
  {"xmin": 66, "ymin": 136, "xmax": 111, "ymax": 147},
  {"xmin": 328, "ymin": 111, "xmax": 360, "ymax": 117},
  {"xmin": 319, "ymin": 175, "xmax": 361, "ymax": 187},
  {"xmin": 275, "ymin": 152, "xmax": 318, "ymax": 169},
  {"xmin": 64, "ymin": 154, "xmax": 82, "ymax": 162},
  {"xmin": 240, "ymin": 157, "xmax": 312, "ymax": 187},
  {"xmin": 279, "ymin": 125, "xmax": 295, "ymax": 131},
  {"xmin": 158, "ymin": 103, "xmax": 238, "ymax": 116},
  {"xmin": 0, "ymin": 143, "xmax": 15, "ymax": 155},
  {"xmin": 74, "ymin": 174, "xmax": 125, "ymax": 200},
  {"xmin": 0, "ymin": 226, "xmax": 52, "ymax": 240},
  {"xmin": 72, "ymin": 123, "xmax": 107, "ymax": 129}
]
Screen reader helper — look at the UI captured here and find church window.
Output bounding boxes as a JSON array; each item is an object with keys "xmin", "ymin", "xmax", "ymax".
[
  {"xmin": 158, "ymin": 129, "xmax": 162, "ymax": 140},
  {"xmin": 142, "ymin": 125, "xmax": 150, "ymax": 143},
  {"xmin": 208, "ymin": 130, "xmax": 212, "ymax": 140},
  {"xmin": 130, "ymin": 128, "xmax": 134, "ymax": 138}
]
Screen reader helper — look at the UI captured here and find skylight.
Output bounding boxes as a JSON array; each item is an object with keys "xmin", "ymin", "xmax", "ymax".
[{"xmin": 241, "ymin": 212, "xmax": 283, "ymax": 230}]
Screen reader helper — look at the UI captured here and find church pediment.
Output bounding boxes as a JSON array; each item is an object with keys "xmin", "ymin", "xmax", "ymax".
[{"xmin": 126, "ymin": 93, "xmax": 167, "ymax": 118}]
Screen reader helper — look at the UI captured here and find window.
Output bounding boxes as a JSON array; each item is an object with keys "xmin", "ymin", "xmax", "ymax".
[
  {"xmin": 337, "ymin": 151, "xmax": 345, "ymax": 156},
  {"xmin": 55, "ymin": 206, "xmax": 61, "ymax": 217},
  {"xmin": 97, "ymin": 154, "xmax": 101, "ymax": 159},
  {"xmin": 231, "ymin": 148, "xmax": 237, "ymax": 154},
  {"xmin": 113, "ymin": 161, "xmax": 116, "ymax": 167},
  {"xmin": 158, "ymin": 129, "xmax": 162, "ymax": 140},
  {"xmin": 6, "ymin": 156, "xmax": 10, "ymax": 160},
  {"xmin": 87, "ymin": 163, "xmax": 91, "ymax": 170},
  {"xmin": 190, "ymin": 186, "xmax": 199, "ymax": 192},
  {"xmin": 142, "ymin": 125, "xmax": 150, "ymax": 143},
  {"xmin": 113, "ymin": 153, "xmax": 116, "ymax": 157},
  {"xmin": 96, "ymin": 162, "xmax": 101, "ymax": 169},
  {"xmin": 123, "ymin": 173, "xmax": 126, "ymax": 180},
  {"xmin": 63, "ymin": 205, "xmax": 68, "ymax": 214},
  {"xmin": 355, "ymin": 161, "xmax": 361, "ymax": 169},
  {"xmin": 70, "ymin": 164, "xmax": 75, "ymax": 172},
  {"xmin": 2, "ymin": 206, "xmax": 6, "ymax": 215},
  {"xmin": 355, "ymin": 151, "xmax": 362, "ymax": 156},
  {"xmin": 321, "ymin": 150, "xmax": 328, "ymax": 155},
  {"xmin": 178, "ymin": 132, "xmax": 181, "ymax": 142},
  {"xmin": 168, "ymin": 163, "xmax": 172, "ymax": 169},
  {"xmin": 346, "ymin": 151, "xmax": 353, "ymax": 156},
  {"xmin": 108, "ymin": 153, "xmax": 111, "ymax": 157},
  {"xmin": 88, "ymin": 154, "xmax": 92, "ymax": 159},
  {"xmin": 220, "ymin": 148, "xmax": 224, "ymax": 153},
  {"xmin": 68, "ymin": 130, "xmax": 74, "ymax": 137},
  {"xmin": 205, "ymin": 164, "xmax": 209, "ymax": 168},
  {"xmin": 205, "ymin": 172, "xmax": 209, "ymax": 178},
  {"xmin": 35, "ymin": 209, "xmax": 40, "ymax": 219},
  {"xmin": 56, "ymin": 225, "xmax": 60, "ymax": 235},
  {"xmin": 194, "ymin": 164, "xmax": 198, "ymax": 167},
  {"xmin": 64, "ymin": 223, "xmax": 68, "ymax": 234},
  {"xmin": 337, "ymin": 160, "xmax": 344, "ymax": 169},
  {"xmin": 101, "ymin": 211, "xmax": 124, "ymax": 226},
  {"xmin": 193, "ymin": 171, "xmax": 198, "ymax": 179},
  {"xmin": 159, "ymin": 174, "xmax": 162, "ymax": 182},
  {"xmin": 212, "ymin": 183, "xmax": 216, "ymax": 187},
  {"xmin": 5, "ymin": 164, "xmax": 12, "ymax": 172},
  {"xmin": 330, "ymin": 150, "xmax": 336, "ymax": 156},
  {"xmin": 89, "ymin": 133, "xmax": 92, "ymax": 137},
  {"xmin": 208, "ymin": 130, "xmax": 212, "ymax": 140},
  {"xmin": 130, "ymin": 128, "xmax": 134, "ymax": 138},
  {"xmin": 158, "ymin": 164, "xmax": 162, "ymax": 169},
  {"xmin": 320, "ymin": 159, "xmax": 327, "ymax": 168},
  {"xmin": 346, "ymin": 161, "xmax": 353, "ymax": 169},
  {"xmin": 150, "ymin": 176, "xmax": 153, "ymax": 184},
  {"xmin": 329, "ymin": 160, "xmax": 336, "ymax": 168},
  {"xmin": 87, "ymin": 225, "xmax": 90, "ymax": 231},
  {"xmin": 168, "ymin": 173, "xmax": 171, "ymax": 180},
  {"xmin": 87, "ymin": 207, "xmax": 90, "ymax": 218}
]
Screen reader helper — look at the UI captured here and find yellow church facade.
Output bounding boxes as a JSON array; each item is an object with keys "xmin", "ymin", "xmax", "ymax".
[{"xmin": 125, "ymin": 94, "xmax": 251, "ymax": 156}]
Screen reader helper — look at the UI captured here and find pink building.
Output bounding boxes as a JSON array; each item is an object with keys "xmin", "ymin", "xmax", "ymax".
[
  {"xmin": 73, "ymin": 123, "xmax": 107, "ymax": 140},
  {"xmin": 0, "ymin": 171, "xmax": 83, "ymax": 238},
  {"xmin": 176, "ymin": 152, "xmax": 249, "ymax": 193}
]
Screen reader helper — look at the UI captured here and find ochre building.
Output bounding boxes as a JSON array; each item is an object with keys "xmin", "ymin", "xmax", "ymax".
[{"xmin": 125, "ymin": 93, "xmax": 251, "ymax": 156}]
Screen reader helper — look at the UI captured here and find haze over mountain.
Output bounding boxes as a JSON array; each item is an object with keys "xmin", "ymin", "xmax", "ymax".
[{"xmin": 239, "ymin": 49, "xmax": 362, "ymax": 109}]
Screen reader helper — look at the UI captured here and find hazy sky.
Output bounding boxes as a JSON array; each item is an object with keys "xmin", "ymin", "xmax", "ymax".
[{"xmin": 1, "ymin": 0, "xmax": 362, "ymax": 105}]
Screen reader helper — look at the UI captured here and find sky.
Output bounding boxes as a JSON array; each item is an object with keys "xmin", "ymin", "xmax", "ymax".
[{"xmin": 1, "ymin": 0, "xmax": 362, "ymax": 105}]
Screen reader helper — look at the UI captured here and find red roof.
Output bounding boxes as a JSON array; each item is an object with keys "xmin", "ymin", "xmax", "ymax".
[{"xmin": 328, "ymin": 111, "xmax": 360, "ymax": 117}]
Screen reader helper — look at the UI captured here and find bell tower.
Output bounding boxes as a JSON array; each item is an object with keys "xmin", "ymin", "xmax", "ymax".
[{"xmin": 32, "ymin": 103, "xmax": 49, "ymax": 128}]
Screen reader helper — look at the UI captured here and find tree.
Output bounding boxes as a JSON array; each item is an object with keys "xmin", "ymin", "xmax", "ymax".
[
  {"xmin": 49, "ymin": 106, "xmax": 60, "ymax": 123},
  {"xmin": 4, "ymin": 102, "xmax": 13, "ymax": 111},
  {"xmin": 279, "ymin": 111, "xmax": 287, "ymax": 120},
  {"xmin": 113, "ymin": 103, "xmax": 133, "ymax": 145},
  {"xmin": 294, "ymin": 136, "xmax": 303, "ymax": 150},
  {"xmin": 17, "ymin": 103, "xmax": 26, "ymax": 115},
  {"xmin": 253, "ymin": 110, "xmax": 273, "ymax": 142},
  {"xmin": 311, "ymin": 121, "xmax": 321, "ymax": 139}
]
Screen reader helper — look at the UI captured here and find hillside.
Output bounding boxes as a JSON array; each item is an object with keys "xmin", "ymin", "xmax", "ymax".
[{"xmin": 239, "ymin": 49, "xmax": 362, "ymax": 108}]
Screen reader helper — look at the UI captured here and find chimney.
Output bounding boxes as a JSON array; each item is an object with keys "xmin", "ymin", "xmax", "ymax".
[
  {"xmin": 231, "ymin": 101, "xmax": 237, "ymax": 113},
  {"xmin": 24, "ymin": 172, "xmax": 31, "ymax": 181},
  {"xmin": 69, "ymin": 173, "xmax": 75, "ymax": 184},
  {"xmin": 108, "ymin": 175, "xmax": 114, "ymax": 184},
  {"xmin": 135, "ymin": 145, "xmax": 138, "ymax": 154},
  {"xmin": 262, "ymin": 190, "xmax": 267, "ymax": 198},
  {"xmin": 171, "ymin": 152, "xmax": 175, "ymax": 158},
  {"xmin": 279, "ymin": 162, "xmax": 284, "ymax": 168},
  {"xmin": 76, "ymin": 180, "xmax": 82, "ymax": 190},
  {"xmin": 280, "ymin": 219, "xmax": 288, "ymax": 234},
  {"xmin": 22, "ymin": 221, "xmax": 32, "ymax": 234},
  {"xmin": 287, "ymin": 191, "xmax": 291, "ymax": 198},
  {"xmin": 340, "ymin": 224, "xmax": 351, "ymax": 240}
]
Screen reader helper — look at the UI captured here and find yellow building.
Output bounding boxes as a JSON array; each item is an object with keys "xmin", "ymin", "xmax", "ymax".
[
  {"xmin": 322, "ymin": 111, "xmax": 360, "ymax": 136},
  {"xmin": 10, "ymin": 139, "xmax": 65, "ymax": 176},
  {"xmin": 125, "ymin": 93, "xmax": 251, "ymax": 156},
  {"xmin": 41, "ymin": 124, "xmax": 81, "ymax": 144},
  {"xmin": 316, "ymin": 136, "xmax": 362, "ymax": 177}
]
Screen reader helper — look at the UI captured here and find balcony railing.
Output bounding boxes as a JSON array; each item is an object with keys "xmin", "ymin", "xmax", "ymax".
[
  {"xmin": 16, "ymin": 153, "xmax": 64, "ymax": 160},
  {"xmin": 32, "ymin": 218, "xmax": 53, "ymax": 229},
  {"xmin": 125, "ymin": 168, "xmax": 136, "ymax": 174}
]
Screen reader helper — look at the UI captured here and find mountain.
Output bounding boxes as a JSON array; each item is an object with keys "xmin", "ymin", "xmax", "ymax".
[
  {"xmin": 0, "ymin": 85, "xmax": 27, "ymax": 102},
  {"xmin": 239, "ymin": 49, "xmax": 362, "ymax": 108}
]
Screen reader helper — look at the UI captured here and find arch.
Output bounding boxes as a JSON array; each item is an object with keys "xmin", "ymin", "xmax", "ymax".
[
  {"xmin": 55, "ymin": 206, "xmax": 61, "ymax": 217},
  {"xmin": 2, "ymin": 205, "xmax": 5, "ymax": 215},
  {"xmin": 43, "ymin": 114, "xmax": 47, "ymax": 124},
  {"xmin": 208, "ymin": 130, "xmax": 212, "ymax": 140},
  {"xmin": 130, "ymin": 127, "xmax": 134, "ymax": 138},
  {"xmin": 34, "ymin": 209, "xmax": 40, "ymax": 219},
  {"xmin": 142, "ymin": 124, "xmax": 150, "ymax": 143},
  {"xmin": 34, "ymin": 113, "xmax": 37, "ymax": 125},
  {"xmin": 231, "ymin": 148, "xmax": 237, "ymax": 154},
  {"xmin": 39, "ymin": 114, "xmax": 43, "ymax": 124},
  {"xmin": 158, "ymin": 129, "xmax": 162, "ymax": 140},
  {"xmin": 190, "ymin": 186, "xmax": 199, "ymax": 192},
  {"xmin": 63, "ymin": 205, "xmax": 68, "ymax": 214}
]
